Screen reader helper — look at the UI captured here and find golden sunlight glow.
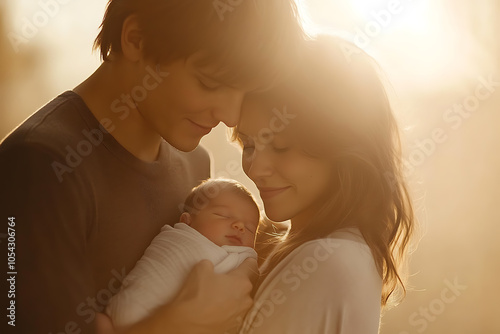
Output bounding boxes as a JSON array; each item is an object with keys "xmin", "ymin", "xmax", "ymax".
[
  {"xmin": 301, "ymin": 0, "xmax": 490, "ymax": 90},
  {"xmin": 350, "ymin": 0, "xmax": 398, "ymax": 20},
  {"xmin": 0, "ymin": 2, "xmax": 498, "ymax": 333}
]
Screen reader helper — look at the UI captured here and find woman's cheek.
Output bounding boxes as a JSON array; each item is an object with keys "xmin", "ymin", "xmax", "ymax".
[{"xmin": 241, "ymin": 151, "xmax": 254, "ymax": 176}]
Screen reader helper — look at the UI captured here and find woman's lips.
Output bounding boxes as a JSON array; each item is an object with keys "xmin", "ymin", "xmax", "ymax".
[{"xmin": 258, "ymin": 186, "xmax": 291, "ymax": 200}]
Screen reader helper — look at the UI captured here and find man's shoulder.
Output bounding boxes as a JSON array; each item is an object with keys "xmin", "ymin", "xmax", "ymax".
[{"xmin": 0, "ymin": 91, "xmax": 92, "ymax": 155}]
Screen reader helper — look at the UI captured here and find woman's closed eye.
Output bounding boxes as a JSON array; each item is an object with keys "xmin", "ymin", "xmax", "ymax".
[
  {"xmin": 238, "ymin": 135, "xmax": 256, "ymax": 154},
  {"xmin": 272, "ymin": 145, "xmax": 289, "ymax": 153},
  {"xmin": 269, "ymin": 135, "xmax": 290, "ymax": 153},
  {"xmin": 242, "ymin": 144, "xmax": 255, "ymax": 153}
]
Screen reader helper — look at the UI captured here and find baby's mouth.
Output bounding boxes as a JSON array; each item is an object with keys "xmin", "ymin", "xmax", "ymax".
[{"xmin": 225, "ymin": 235, "xmax": 242, "ymax": 245}]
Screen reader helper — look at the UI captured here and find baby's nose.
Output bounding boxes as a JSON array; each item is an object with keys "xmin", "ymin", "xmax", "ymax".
[{"xmin": 232, "ymin": 221, "xmax": 245, "ymax": 232}]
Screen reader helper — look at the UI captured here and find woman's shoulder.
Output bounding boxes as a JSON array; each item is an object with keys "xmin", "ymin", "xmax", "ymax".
[
  {"xmin": 263, "ymin": 227, "xmax": 381, "ymax": 291},
  {"xmin": 262, "ymin": 228, "xmax": 381, "ymax": 300},
  {"xmin": 244, "ymin": 228, "xmax": 382, "ymax": 334},
  {"xmin": 289, "ymin": 228, "xmax": 374, "ymax": 269}
]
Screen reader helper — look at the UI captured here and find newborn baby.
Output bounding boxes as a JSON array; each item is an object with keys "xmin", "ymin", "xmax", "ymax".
[{"xmin": 106, "ymin": 178, "xmax": 260, "ymax": 329}]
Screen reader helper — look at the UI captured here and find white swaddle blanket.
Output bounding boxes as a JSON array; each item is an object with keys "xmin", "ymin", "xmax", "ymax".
[{"xmin": 106, "ymin": 222, "xmax": 257, "ymax": 328}]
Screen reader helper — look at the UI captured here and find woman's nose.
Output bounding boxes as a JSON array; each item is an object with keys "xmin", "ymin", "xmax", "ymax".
[{"xmin": 243, "ymin": 147, "xmax": 274, "ymax": 181}]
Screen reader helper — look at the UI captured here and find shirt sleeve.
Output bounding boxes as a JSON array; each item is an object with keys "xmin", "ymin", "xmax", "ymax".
[
  {"xmin": 1, "ymin": 143, "xmax": 97, "ymax": 334},
  {"xmin": 240, "ymin": 238, "xmax": 382, "ymax": 334}
]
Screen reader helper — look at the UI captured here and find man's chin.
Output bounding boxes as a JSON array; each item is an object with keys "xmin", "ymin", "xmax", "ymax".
[{"xmin": 166, "ymin": 137, "xmax": 201, "ymax": 152}]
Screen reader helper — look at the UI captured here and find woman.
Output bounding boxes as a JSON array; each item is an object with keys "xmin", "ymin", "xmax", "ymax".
[{"xmin": 233, "ymin": 35, "xmax": 415, "ymax": 333}]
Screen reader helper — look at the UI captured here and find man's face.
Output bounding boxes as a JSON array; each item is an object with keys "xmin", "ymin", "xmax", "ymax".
[{"xmin": 132, "ymin": 54, "xmax": 254, "ymax": 152}]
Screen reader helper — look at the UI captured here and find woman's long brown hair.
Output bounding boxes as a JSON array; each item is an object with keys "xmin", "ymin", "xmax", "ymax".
[{"xmin": 234, "ymin": 34, "xmax": 416, "ymax": 307}]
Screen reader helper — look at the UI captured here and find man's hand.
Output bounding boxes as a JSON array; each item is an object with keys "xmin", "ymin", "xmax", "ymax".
[{"xmin": 123, "ymin": 258, "xmax": 258, "ymax": 334}]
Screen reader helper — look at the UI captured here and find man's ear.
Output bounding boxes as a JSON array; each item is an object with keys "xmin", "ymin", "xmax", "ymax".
[
  {"xmin": 121, "ymin": 15, "xmax": 143, "ymax": 62},
  {"xmin": 179, "ymin": 212, "xmax": 192, "ymax": 225}
]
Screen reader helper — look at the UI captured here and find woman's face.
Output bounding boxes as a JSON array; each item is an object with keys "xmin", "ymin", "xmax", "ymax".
[{"xmin": 237, "ymin": 99, "xmax": 334, "ymax": 226}]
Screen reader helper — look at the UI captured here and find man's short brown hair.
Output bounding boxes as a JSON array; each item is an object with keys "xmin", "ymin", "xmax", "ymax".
[{"xmin": 94, "ymin": 0, "xmax": 306, "ymax": 89}]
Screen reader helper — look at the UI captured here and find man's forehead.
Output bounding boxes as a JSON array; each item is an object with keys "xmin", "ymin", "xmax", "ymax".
[{"xmin": 187, "ymin": 52, "xmax": 270, "ymax": 92}]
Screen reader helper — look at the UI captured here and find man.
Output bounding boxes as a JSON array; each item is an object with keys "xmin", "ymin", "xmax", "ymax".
[{"xmin": 0, "ymin": 1, "xmax": 304, "ymax": 333}]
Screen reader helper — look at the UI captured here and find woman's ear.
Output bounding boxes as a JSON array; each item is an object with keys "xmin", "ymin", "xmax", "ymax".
[
  {"xmin": 121, "ymin": 15, "xmax": 143, "ymax": 62},
  {"xmin": 179, "ymin": 212, "xmax": 192, "ymax": 225}
]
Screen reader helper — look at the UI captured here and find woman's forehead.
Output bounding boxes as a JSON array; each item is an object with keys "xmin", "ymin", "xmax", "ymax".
[{"xmin": 239, "ymin": 100, "xmax": 298, "ymax": 134}]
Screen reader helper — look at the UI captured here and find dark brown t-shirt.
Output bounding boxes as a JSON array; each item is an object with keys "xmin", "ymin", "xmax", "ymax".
[{"xmin": 0, "ymin": 91, "xmax": 210, "ymax": 333}]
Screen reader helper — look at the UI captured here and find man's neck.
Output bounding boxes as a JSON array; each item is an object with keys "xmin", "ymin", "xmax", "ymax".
[{"xmin": 73, "ymin": 60, "xmax": 163, "ymax": 162}]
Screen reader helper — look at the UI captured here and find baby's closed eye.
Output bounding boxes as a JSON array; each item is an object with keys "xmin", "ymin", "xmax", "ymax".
[{"xmin": 213, "ymin": 209, "xmax": 233, "ymax": 219}]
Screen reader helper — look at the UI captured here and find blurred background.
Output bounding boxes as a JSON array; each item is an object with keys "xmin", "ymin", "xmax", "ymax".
[{"xmin": 1, "ymin": 0, "xmax": 498, "ymax": 333}]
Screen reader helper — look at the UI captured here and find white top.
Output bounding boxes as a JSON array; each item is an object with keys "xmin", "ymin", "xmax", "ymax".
[
  {"xmin": 239, "ymin": 228, "xmax": 382, "ymax": 334},
  {"xmin": 106, "ymin": 223, "xmax": 257, "ymax": 328}
]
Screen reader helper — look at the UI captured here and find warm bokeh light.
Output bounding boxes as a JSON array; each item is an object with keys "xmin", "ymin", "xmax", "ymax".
[
  {"xmin": 0, "ymin": 1, "xmax": 499, "ymax": 333},
  {"xmin": 298, "ymin": 0, "xmax": 497, "ymax": 93}
]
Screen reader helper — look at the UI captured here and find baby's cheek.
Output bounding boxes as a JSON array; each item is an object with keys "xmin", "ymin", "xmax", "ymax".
[{"xmin": 247, "ymin": 235, "xmax": 257, "ymax": 248}]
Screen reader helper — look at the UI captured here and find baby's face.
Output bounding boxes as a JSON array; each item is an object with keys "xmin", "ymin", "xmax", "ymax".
[{"xmin": 185, "ymin": 190, "xmax": 260, "ymax": 247}]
